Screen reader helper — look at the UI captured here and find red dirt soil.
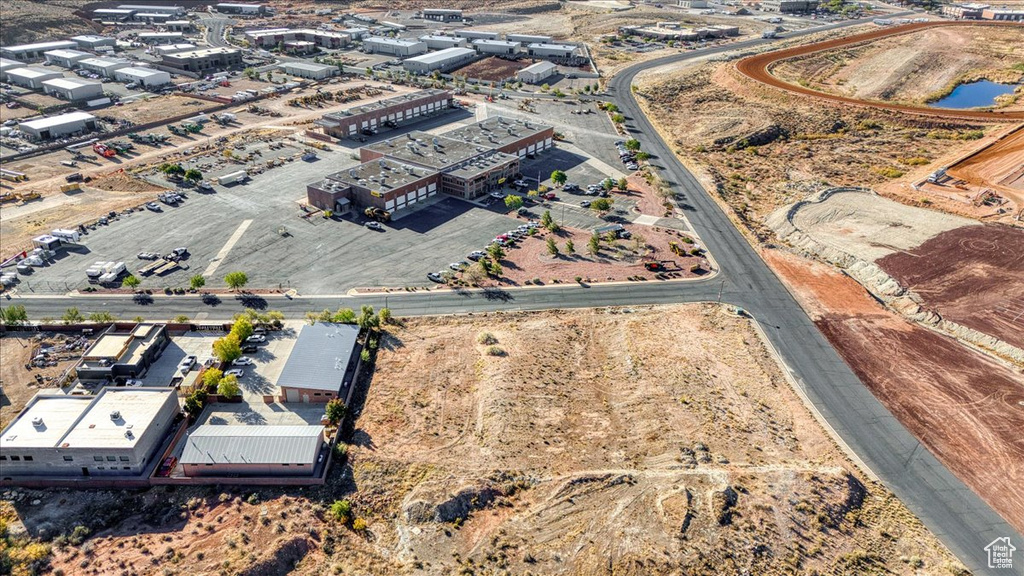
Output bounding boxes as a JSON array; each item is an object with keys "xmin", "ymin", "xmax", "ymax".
[
  {"xmin": 453, "ymin": 57, "xmax": 529, "ymax": 82},
  {"xmin": 875, "ymin": 224, "xmax": 1024, "ymax": 350},
  {"xmin": 948, "ymin": 124, "xmax": 1024, "ymax": 193},
  {"xmin": 765, "ymin": 248, "xmax": 1024, "ymax": 533},
  {"xmin": 736, "ymin": 21, "xmax": 1024, "ymax": 123}
]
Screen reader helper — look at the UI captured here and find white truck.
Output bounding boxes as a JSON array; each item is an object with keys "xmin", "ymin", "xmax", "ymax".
[
  {"xmin": 217, "ymin": 170, "xmax": 249, "ymax": 186},
  {"xmin": 51, "ymin": 228, "xmax": 81, "ymax": 243}
]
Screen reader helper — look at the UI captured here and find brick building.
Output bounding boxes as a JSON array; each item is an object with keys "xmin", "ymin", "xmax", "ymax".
[{"xmin": 315, "ymin": 89, "xmax": 454, "ymax": 139}]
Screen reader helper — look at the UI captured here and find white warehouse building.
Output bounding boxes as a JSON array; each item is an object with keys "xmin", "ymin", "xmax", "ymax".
[
  {"xmin": 472, "ymin": 39, "xmax": 519, "ymax": 56},
  {"xmin": 1, "ymin": 40, "xmax": 78, "ymax": 62},
  {"xmin": 137, "ymin": 32, "xmax": 184, "ymax": 45},
  {"xmin": 42, "ymin": 77, "xmax": 104, "ymax": 101},
  {"xmin": 422, "ymin": 8, "xmax": 463, "ymax": 21},
  {"xmin": 0, "ymin": 58, "xmax": 23, "ymax": 81},
  {"xmin": 362, "ymin": 36, "xmax": 427, "ymax": 57},
  {"xmin": 403, "ymin": 47, "xmax": 476, "ymax": 74},
  {"xmin": 526, "ymin": 43, "xmax": 580, "ymax": 59},
  {"xmin": 18, "ymin": 111, "xmax": 98, "ymax": 140},
  {"xmin": 78, "ymin": 57, "xmax": 133, "ymax": 77},
  {"xmin": 419, "ymin": 35, "xmax": 468, "ymax": 50},
  {"xmin": 6, "ymin": 67, "xmax": 63, "ymax": 89},
  {"xmin": 507, "ymin": 34, "xmax": 554, "ymax": 44},
  {"xmin": 455, "ymin": 30, "xmax": 499, "ymax": 41},
  {"xmin": 114, "ymin": 66, "xmax": 171, "ymax": 88},
  {"xmin": 281, "ymin": 61, "xmax": 338, "ymax": 80},
  {"xmin": 516, "ymin": 60, "xmax": 557, "ymax": 84},
  {"xmin": 44, "ymin": 49, "xmax": 92, "ymax": 68},
  {"xmin": 72, "ymin": 35, "xmax": 117, "ymax": 50}
]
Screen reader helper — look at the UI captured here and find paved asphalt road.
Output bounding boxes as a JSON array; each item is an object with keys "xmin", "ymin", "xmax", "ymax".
[{"xmin": 3, "ymin": 17, "xmax": 1020, "ymax": 574}]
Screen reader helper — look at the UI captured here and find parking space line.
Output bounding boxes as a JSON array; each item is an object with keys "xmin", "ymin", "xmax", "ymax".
[
  {"xmin": 203, "ymin": 219, "xmax": 252, "ymax": 278},
  {"xmin": 559, "ymin": 141, "xmax": 626, "ymax": 179}
]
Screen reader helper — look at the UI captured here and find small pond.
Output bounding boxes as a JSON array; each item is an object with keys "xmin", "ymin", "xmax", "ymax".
[{"xmin": 930, "ymin": 80, "xmax": 1019, "ymax": 109}]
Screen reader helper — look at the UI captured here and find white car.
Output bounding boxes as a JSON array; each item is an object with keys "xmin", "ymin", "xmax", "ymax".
[
  {"xmin": 489, "ymin": 191, "xmax": 505, "ymax": 199},
  {"xmin": 178, "ymin": 355, "xmax": 196, "ymax": 374},
  {"xmin": 125, "ymin": 379, "xmax": 143, "ymax": 387},
  {"xmin": 232, "ymin": 357, "xmax": 253, "ymax": 366},
  {"xmin": 245, "ymin": 334, "xmax": 266, "ymax": 344},
  {"xmin": 224, "ymin": 368, "xmax": 244, "ymax": 378},
  {"xmin": 365, "ymin": 221, "xmax": 384, "ymax": 231},
  {"xmin": 427, "ymin": 272, "xmax": 443, "ymax": 283},
  {"xmin": 513, "ymin": 179, "xmax": 527, "ymax": 187},
  {"xmin": 449, "ymin": 261, "xmax": 467, "ymax": 271}
]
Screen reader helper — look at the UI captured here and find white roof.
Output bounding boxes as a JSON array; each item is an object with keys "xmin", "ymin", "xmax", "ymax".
[
  {"xmin": 61, "ymin": 388, "xmax": 174, "ymax": 449},
  {"xmin": 528, "ymin": 43, "xmax": 578, "ymax": 50},
  {"xmin": 80, "ymin": 57, "xmax": 132, "ymax": 67},
  {"xmin": 520, "ymin": 60, "xmax": 557, "ymax": 74},
  {"xmin": 72, "ymin": 35, "xmax": 114, "ymax": 43},
  {"xmin": 20, "ymin": 111, "xmax": 97, "ymax": 130},
  {"xmin": 138, "ymin": 32, "xmax": 183, "ymax": 38},
  {"xmin": 45, "ymin": 49, "xmax": 91, "ymax": 59},
  {"xmin": 0, "ymin": 394, "xmax": 92, "ymax": 448},
  {"xmin": 473, "ymin": 39, "xmax": 519, "ymax": 47},
  {"xmin": 3, "ymin": 40, "xmax": 77, "ymax": 52},
  {"xmin": 181, "ymin": 425, "xmax": 324, "ymax": 465},
  {"xmin": 6, "ymin": 67, "xmax": 62, "ymax": 79},
  {"xmin": 406, "ymin": 47, "xmax": 475, "ymax": 64},
  {"xmin": 43, "ymin": 77, "xmax": 102, "ymax": 90},
  {"xmin": 164, "ymin": 47, "xmax": 239, "ymax": 59},
  {"xmin": 364, "ymin": 36, "xmax": 423, "ymax": 47},
  {"xmin": 0, "ymin": 58, "xmax": 21, "ymax": 69},
  {"xmin": 283, "ymin": 62, "xmax": 334, "ymax": 72},
  {"xmin": 117, "ymin": 66, "xmax": 166, "ymax": 78}
]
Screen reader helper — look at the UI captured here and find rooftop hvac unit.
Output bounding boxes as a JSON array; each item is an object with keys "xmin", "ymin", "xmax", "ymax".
[
  {"xmin": 110, "ymin": 410, "xmax": 121, "ymax": 420},
  {"xmin": 432, "ymin": 137, "xmax": 440, "ymax": 145},
  {"xmin": 124, "ymin": 430, "xmax": 134, "ymax": 439},
  {"xmin": 31, "ymin": 417, "xmax": 43, "ymax": 427},
  {"xmin": 349, "ymin": 169, "xmax": 357, "ymax": 178},
  {"xmin": 407, "ymin": 133, "xmax": 414, "ymax": 139}
]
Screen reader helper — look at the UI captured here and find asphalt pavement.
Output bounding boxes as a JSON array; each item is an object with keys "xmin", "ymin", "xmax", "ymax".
[{"xmin": 3, "ymin": 16, "xmax": 1021, "ymax": 574}]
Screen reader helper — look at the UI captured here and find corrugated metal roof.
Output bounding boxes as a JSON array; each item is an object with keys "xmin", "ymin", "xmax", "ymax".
[
  {"xmin": 181, "ymin": 425, "xmax": 324, "ymax": 465},
  {"xmin": 276, "ymin": 323, "xmax": 359, "ymax": 392}
]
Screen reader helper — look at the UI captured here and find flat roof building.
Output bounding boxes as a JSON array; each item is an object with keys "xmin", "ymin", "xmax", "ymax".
[
  {"xmin": 93, "ymin": 8, "xmax": 136, "ymax": 20},
  {"xmin": 419, "ymin": 35, "xmax": 469, "ymax": 50},
  {"xmin": 281, "ymin": 61, "xmax": 339, "ymax": 80},
  {"xmin": 362, "ymin": 36, "xmax": 427, "ymax": 57},
  {"xmin": 113, "ymin": 66, "xmax": 172, "ymax": 87},
  {"xmin": 19, "ymin": 111, "xmax": 98, "ymax": 140},
  {"xmin": 0, "ymin": 58, "xmax": 20, "ymax": 81},
  {"xmin": 525, "ymin": 43, "xmax": 580, "ymax": 60},
  {"xmin": 160, "ymin": 47, "xmax": 242, "ymax": 72},
  {"xmin": 516, "ymin": 60, "xmax": 557, "ymax": 84},
  {"xmin": 317, "ymin": 89, "xmax": 454, "ymax": 139},
  {"xmin": 73, "ymin": 35, "xmax": 117, "ymax": 50},
  {"xmin": 137, "ymin": 32, "xmax": 184, "ymax": 45},
  {"xmin": 422, "ymin": 8, "xmax": 463, "ymax": 22},
  {"xmin": 404, "ymin": 47, "xmax": 477, "ymax": 74},
  {"xmin": 277, "ymin": 322, "xmax": 360, "ymax": 403},
  {"xmin": 1, "ymin": 40, "xmax": 79, "ymax": 62},
  {"xmin": 117, "ymin": 4, "xmax": 185, "ymax": 16},
  {"xmin": 76, "ymin": 323, "xmax": 169, "ymax": 383},
  {"xmin": 455, "ymin": 30, "xmax": 500, "ymax": 41},
  {"xmin": 981, "ymin": 7, "xmax": 1024, "ymax": 19},
  {"xmin": 473, "ymin": 39, "xmax": 519, "ymax": 56},
  {"xmin": 44, "ymin": 49, "xmax": 92, "ymax": 68},
  {"xmin": 153, "ymin": 43, "xmax": 197, "ymax": 55},
  {"xmin": 164, "ymin": 20, "xmax": 194, "ymax": 32},
  {"xmin": 78, "ymin": 56, "xmax": 132, "ymax": 77},
  {"xmin": 444, "ymin": 115, "xmax": 554, "ymax": 158},
  {"xmin": 246, "ymin": 28, "xmax": 350, "ymax": 50},
  {"xmin": 42, "ymin": 77, "xmax": 104, "ymax": 101},
  {"xmin": 306, "ymin": 159, "xmax": 440, "ymax": 216},
  {"xmin": 215, "ymin": 3, "xmax": 268, "ymax": 15},
  {"xmin": 0, "ymin": 387, "xmax": 180, "ymax": 479},
  {"xmin": 180, "ymin": 425, "xmax": 325, "ymax": 477},
  {"xmin": 506, "ymin": 34, "xmax": 554, "ymax": 45},
  {"xmin": 5, "ymin": 67, "xmax": 63, "ymax": 89},
  {"xmin": 760, "ymin": 0, "xmax": 819, "ymax": 12}
]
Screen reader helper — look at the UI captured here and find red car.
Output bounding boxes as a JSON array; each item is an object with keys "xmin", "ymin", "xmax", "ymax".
[
  {"xmin": 156, "ymin": 456, "xmax": 177, "ymax": 477},
  {"xmin": 542, "ymin": 192, "xmax": 557, "ymax": 200}
]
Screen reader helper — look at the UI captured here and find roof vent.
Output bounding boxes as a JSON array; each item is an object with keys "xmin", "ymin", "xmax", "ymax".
[
  {"xmin": 31, "ymin": 417, "xmax": 44, "ymax": 427},
  {"xmin": 124, "ymin": 430, "xmax": 134, "ymax": 439},
  {"xmin": 110, "ymin": 410, "xmax": 121, "ymax": 420}
]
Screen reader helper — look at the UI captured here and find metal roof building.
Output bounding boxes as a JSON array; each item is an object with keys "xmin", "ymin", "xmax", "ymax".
[
  {"xmin": 516, "ymin": 60, "xmax": 557, "ymax": 84},
  {"xmin": 403, "ymin": 47, "xmax": 476, "ymax": 74},
  {"xmin": 72, "ymin": 35, "xmax": 117, "ymax": 50},
  {"xmin": 1, "ymin": 40, "xmax": 78, "ymax": 62},
  {"xmin": 472, "ymin": 39, "xmax": 519, "ymax": 56},
  {"xmin": 506, "ymin": 34, "xmax": 554, "ymax": 45},
  {"xmin": 42, "ymin": 77, "xmax": 104, "ymax": 101},
  {"xmin": 455, "ymin": 30, "xmax": 500, "ymax": 41},
  {"xmin": 113, "ymin": 66, "xmax": 172, "ymax": 88},
  {"xmin": 362, "ymin": 36, "xmax": 427, "ymax": 57},
  {"xmin": 78, "ymin": 57, "xmax": 133, "ymax": 77},
  {"xmin": 44, "ymin": 49, "xmax": 92, "ymax": 68},
  {"xmin": 180, "ymin": 425, "xmax": 325, "ymax": 477},
  {"xmin": 18, "ymin": 111, "xmax": 98, "ymax": 140},
  {"xmin": 277, "ymin": 322, "xmax": 360, "ymax": 403},
  {"xmin": 281, "ymin": 61, "xmax": 339, "ymax": 80},
  {"xmin": 5, "ymin": 67, "xmax": 63, "ymax": 89},
  {"xmin": 419, "ymin": 35, "xmax": 468, "ymax": 50}
]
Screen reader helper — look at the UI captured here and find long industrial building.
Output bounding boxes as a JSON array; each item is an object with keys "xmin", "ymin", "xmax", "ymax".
[
  {"xmin": 114, "ymin": 67, "xmax": 172, "ymax": 88},
  {"xmin": 403, "ymin": 47, "xmax": 477, "ymax": 74},
  {"xmin": 422, "ymin": 8, "xmax": 463, "ymax": 21},
  {"xmin": 181, "ymin": 425, "xmax": 325, "ymax": 477},
  {"xmin": 419, "ymin": 35, "xmax": 468, "ymax": 50},
  {"xmin": 246, "ymin": 28, "xmax": 351, "ymax": 50},
  {"xmin": 1, "ymin": 40, "xmax": 78, "ymax": 62},
  {"xmin": 42, "ymin": 78, "xmax": 104, "ymax": 101},
  {"xmin": 362, "ymin": 36, "xmax": 427, "ymax": 57},
  {"xmin": 160, "ymin": 47, "xmax": 242, "ymax": 72},
  {"xmin": 281, "ymin": 61, "xmax": 338, "ymax": 80},
  {"xmin": 78, "ymin": 57, "xmax": 132, "ymax": 77},
  {"xmin": 19, "ymin": 111, "xmax": 98, "ymax": 140},
  {"xmin": 307, "ymin": 112, "xmax": 553, "ymax": 215},
  {"xmin": 473, "ymin": 39, "xmax": 519, "ymax": 56},
  {"xmin": 44, "ymin": 49, "xmax": 92, "ymax": 68},
  {"xmin": 0, "ymin": 387, "xmax": 180, "ymax": 479},
  {"xmin": 276, "ymin": 322, "xmax": 360, "ymax": 403},
  {"xmin": 5, "ymin": 67, "xmax": 63, "ymax": 89},
  {"xmin": 315, "ymin": 89, "xmax": 454, "ymax": 139}
]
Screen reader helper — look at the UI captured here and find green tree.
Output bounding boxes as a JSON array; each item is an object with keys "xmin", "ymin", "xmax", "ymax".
[
  {"xmin": 357, "ymin": 305, "xmax": 379, "ymax": 331},
  {"xmin": 332, "ymin": 308, "xmax": 357, "ymax": 323},
  {"xmin": 326, "ymin": 398, "xmax": 347, "ymax": 425},
  {"xmin": 379, "ymin": 307, "xmax": 392, "ymax": 324},
  {"xmin": 203, "ymin": 367, "xmax": 224, "ymax": 388},
  {"xmin": 160, "ymin": 163, "xmax": 185, "ymax": 175},
  {"xmin": 487, "ymin": 260, "xmax": 502, "ymax": 278},
  {"xmin": 550, "ymin": 170, "xmax": 567, "ymax": 186},
  {"xmin": 540, "ymin": 210, "xmax": 553, "ymax": 229},
  {"xmin": 224, "ymin": 271, "xmax": 248, "ymax": 291},
  {"xmin": 183, "ymin": 168, "xmax": 203, "ymax": 182},
  {"xmin": 565, "ymin": 239, "xmax": 575, "ymax": 254},
  {"xmin": 602, "ymin": 178, "xmax": 615, "ymax": 191},
  {"xmin": 184, "ymin": 389, "xmax": 207, "ymax": 418},
  {"xmin": 486, "ymin": 243, "xmax": 505, "ymax": 261},
  {"xmin": 618, "ymin": 177, "xmax": 629, "ymax": 191},
  {"xmin": 88, "ymin": 311, "xmax": 117, "ymax": 323},
  {"xmin": 546, "ymin": 237, "xmax": 559, "ymax": 256},
  {"xmin": 504, "ymin": 195, "xmax": 524, "ymax": 210},
  {"xmin": 190, "ymin": 274, "xmax": 206, "ymax": 290},
  {"xmin": 173, "ymin": 314, "xmax": 190, "ymax": 323},
  {"xmin": 1, "ymin": 305, "xmax": 29, "ymax": 326},
  {"xmin": 330, "ymin": 500, "xmax": 352, "ymax": 523},
  {"xmin": 611, "ymin": 113, "xmax": 625, "ymax": 124},
  {"xmin": 624, "ymin": 139, "xmax": 641, "ymax": 152},
  {"xmin": 62, "ymin": 307, "xmax": 84, "ymax": 324},
  {"xmin": 122, "ymin": 275, "xmax": 140, "ymax": 288},
  {"xmin": 213, "ymin": 333, "xmax": 242, "ymax": 363},
  {"xmin": 636, "ymin": 151, "xmax": 651, "ymax": 161},
  {"xmin": 605, "ymin": 103, "xmax": 619, "ymax": 113},
  {"xmin": 217, "ymin": 374, "xmax": 240, "ymax": 397},
  {"xmin": 588, "ymin": 234, "xmax": 601, "ymax": 255},
  {"xmin": 230, "ymin": 316, "xmax": 254, "ymax": 341},
  {"xmin": 591, "ymin": 198, "xmax": 613, "ymax": 212},
  {"xmin": 527, "ymin": 189, "xmax": 539, "ymax": 199}
]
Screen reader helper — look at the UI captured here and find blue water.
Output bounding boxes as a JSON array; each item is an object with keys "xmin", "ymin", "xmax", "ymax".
[{"xmin": 931, "ymin": 80, "xmax": 1018, "ymax": 109}]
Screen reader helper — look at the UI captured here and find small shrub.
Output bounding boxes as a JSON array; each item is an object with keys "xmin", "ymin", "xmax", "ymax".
[
  {"xmin": 486, "ymin": 346, "xmax": 505, "ymax": 357},
  {"xmin": 476, "ymin": 332, "xmax": 498, "ymax": 345}
]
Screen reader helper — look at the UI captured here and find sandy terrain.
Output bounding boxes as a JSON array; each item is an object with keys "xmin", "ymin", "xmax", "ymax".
[
  {"xmin": 101, "ymin": 95, "xmax": 220, "ymax": 125},
  {"xmin": 0, "ymin": 0, "xmax": 96, "ymax": 45},
  {"xmin": 765, "ymin": 249, "xmax": 1024, "ymax": 535},
  {"xmin": 771, "ymin": 25, "xmax": 1024, "ymax": 106},
  {"xmin": 944, "ymin": 124, "xmax": 1024, "ymax": 217},
  {"xmin": 452, "ymin": 57, "xmax": 530, "ymax": 83},
  {"xmin": 876, "ymin": 224, "xmax": 1024, "ymax": 350},
  {"xmin": 0, "ymin": 334, "xmax": 87, "ymax": 429}
]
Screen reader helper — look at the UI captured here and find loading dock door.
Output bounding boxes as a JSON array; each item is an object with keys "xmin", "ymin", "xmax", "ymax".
[{"xmin": 286, "ymin": 388, "xmax": 299, "ymax": 402}]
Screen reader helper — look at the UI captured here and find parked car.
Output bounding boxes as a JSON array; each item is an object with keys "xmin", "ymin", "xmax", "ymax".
[
  {"xmin": 489, "ymin": 191, "xmax": 505, "ymax": 199},
  {"xmin": 563, "ymin": 183, "xmax": 580, "ymax": 192},
  {"xmin": 580, "ymin": 200, "xmax": 591, "ymax": 208},
  {"xmin": 156, "ymin": 456, "xmax": 177, "ymax": 477},
  {"xmin": 125, "ymin": 378, "xmax": 143, "ymax": 387},
  {"xmin": 467, "ymin": 251, "xmax": 486, "ymax": 261},
  {"xmin": 242, "ymin": 344, "xmax": 258, "ymax": 353},
  {"xmin": 146, "ymin": 202, "xmax": 161, "ymax": 211},
  {"xmin": 224, "ymin": 368, "xmax": 244, "ymax": 378},
  {"xmin": 178, "ymin": 355, "xmax": 196, "ymax": 374},
  {"xmin": 513, "ymin": 179, "xmax": 527, "ymax": 187},
  {"xmin": 365, "ymin": 221, "xmax": 383, "ymax": 231},
  {"xmin": 626, "ymin": 163, "xmax": 639, "ymax": 171},
  {"xmin": 449, "ymin": 261, "xmax": 467, "ymax": 271},
  {"xmin": 245, "ymin": 334, "xmax": 266, "ymax": 344},
  {"xmin": 232, "ymin": 357, "xmax": 253, "ymax": 366},
  {"xmin": 542, "ymin": 192, "xmax": 556, "ymax": 200},
  {"xmin": 427, "ymin": 272, "xmax": 443, "ymax": 283}
]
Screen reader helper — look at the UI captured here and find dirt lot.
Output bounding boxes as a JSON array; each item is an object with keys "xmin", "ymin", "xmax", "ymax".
[
  {"xmin": 0, "ymin": 334, "xmax": 89, "ymax": 429},
  {"xmin": 101, "ymin": 95, "xmax": 219, "ymax": 125},
  {"xmin": 876, "ymin": 224, "xmax": 1024, "ymax": 350},
  {"xmin": 0, "ymin": 0, "xmax": 96, "ymax": 45},
  {"xmin": 452, "ymin": 57, "xmax": 530, "ymax": 83},
  {"xmin": 771, "ymin": 25, "xmax": 1024, "ymax": 107},
  {"xmin": 765, "ymin": 248, "xmax": 1024, "ymax": 535}
]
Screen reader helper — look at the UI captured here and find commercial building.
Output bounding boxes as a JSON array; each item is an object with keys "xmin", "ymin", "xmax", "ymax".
[
  {"xmin": 19, "ymin": 111, "xmax": 98, "ymax": 140},
  {"xmin": 42, "ymin": 77, "xmax": 104, "ymax": 101},
  {"xmin": 703, "ymin": 25, "xmax": 740, "ymax": 37},
  {"xmin": 473, "ymin": 39, "xmax": 519, "ymax": 56},
  {"xmin": 93, "ymin": 8, "xmax": 136, "ymax": 21},
  {"xmin": 316, "ymin": 89, "xmax": 454, "ymax": 139},
  {"xmin": 138, "ymin": 32, "xmax": 185, "ymax": 45},
  {"xmin": 0, "ymin": 58, "xmax": 20, "ymax": 81},
  {"xmin": 455, "ymin": 30, "xmax": 500, "ymax": 41},
  {"xmin": 215, "ymin": 3, "xmax": 269, "ymax": 15},
  {"xmin": 679, "ymin": 0, "xmax": 710, "ymax": 7},
  {"xmin": 506, "ymin": 34, "xmax": 554, "ymax": 45},
  {"xmin": 134, "ymin": 12, "xmax": 173, "ymax": 23},
  {"xmin": 516, "ymin": 60, "xmax": 557, "ymax": 84},
  {"xmin": 419, "ymin": 35, "xmax": 468, "ymax": 50},
  {"xmin": 760, "ymin": 0, "xmax": 819, "ymax": 12},
  {"xmin": 0, "ymin": 387, "xmax": 180, "ymax": 479},
  {"xmin": 341, "ymin": 27, "xmax": 370, "ymax": 40},
  {"xmin": 422, "ymin": 8, "xmax": 463, "ymax": 21},
  {"xmin": 5, "ymin": 67, "xmax": 63, "ymax": 89},
  {"xmin": 362, "ymin": 36, "xmax": 427, "ymax": 57},
  {"xmin": 619, "ymin": 25, "xmax": 698, "ymax": 40},
  {"xmin": 44, "ymin": 49, "xmax": 92, "ymax": 68},
  {"xmin": 403, "ymin": 47, "xmax": 477, "ymax": 74},
  {"xmin": 277, "ymin": 322, "xmax": 360, "ymax": 403},
  {"xmin": 981, "ymin": 7, "xmax": 1024, "ymax": 19},
  {"xmin": 246, "ymin": 28, "xmax": 350, "ymax": 50},
  {"xmin": 113, "ymin": 66, "xmax": 172, "ymax": 88},
  {"xmin": 78, "ymin": 56, "xmax": 132, "ymax": 77},
  {"xmin": 525, "ymin": 43, "xmax": 580, "ymax": 60},
  {"xmin": 942, "ymin": 3, "xmax": 988, "ymax": 18},
  {"xmin": 1, "ymin": 40, "xmax": 78, "ymax": 62},
  {"xmin": 306, "ymin": 159, "xmax": 440, "ymax": 215},
  {"xmin": 444, "ymin": 115, "xmax": 554, "ymax": 159},
  {"xmin": 164, "ymin": 20, "xmax": 194, "ymax": 32},
  {"xmin": 76, "ymin": 323, "xmax": 170, "ymax": 383},
  {"xmin": 72, "ymin": 35, "xmax": 117, "ymax": 50},
  {"xmin": 180, "ymin": 425, "xmax": 325, "ymax": 477},
  {"xmin": 281, "ymin": 61, "xmax": 339, "ymax": 80},
  {"xmin": 153, "ymin": 43, "xmax": 197, "ymax": 56},
  {"xmin": 117, "ymin": 4, "xmax": 185, "ymax": 16},
  {"xmin": 160, "ymin": 47, "xmax": 242, "ymax": 72}
]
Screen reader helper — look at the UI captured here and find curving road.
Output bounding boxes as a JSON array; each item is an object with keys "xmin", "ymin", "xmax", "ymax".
[
  {"xmin": 3, "ymin": 17, "xmax": 1021, "ymax": 574},
  {"xmin": 736, "ymin": 20, "xmax": 1024, "ymax": 122}
]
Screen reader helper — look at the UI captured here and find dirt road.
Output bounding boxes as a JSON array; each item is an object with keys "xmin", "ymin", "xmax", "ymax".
[{"xmin": 736, "ymin": 21, "xmax": 1024, "ymax": 122}]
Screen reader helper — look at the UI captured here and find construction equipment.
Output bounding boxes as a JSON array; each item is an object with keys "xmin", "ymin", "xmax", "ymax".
[
  {"xmin": 364, "ymin": 207, "xmax": 392, "ymax": 222},
  {"xmin": 60, "ymin": 183, "xmax": 81, "ymax": 193},
  {"xmin": 92, "ymin": 143, "xmax": 116, "ymax": 158},
  {"xmin": 168, "ymin": 125, "xmax": 184, "ymax": 136}
]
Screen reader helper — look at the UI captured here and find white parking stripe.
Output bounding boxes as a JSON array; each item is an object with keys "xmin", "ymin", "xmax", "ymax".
[{"xmin": 203, "ymin": 219, "xmax": 252, "ymax": 278}]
